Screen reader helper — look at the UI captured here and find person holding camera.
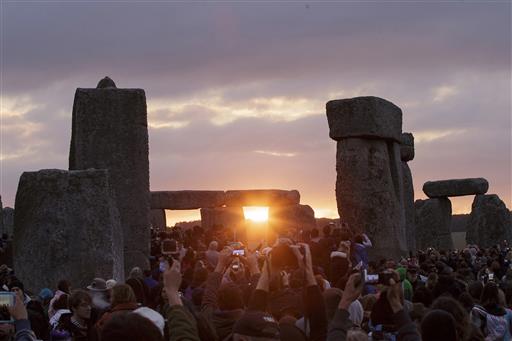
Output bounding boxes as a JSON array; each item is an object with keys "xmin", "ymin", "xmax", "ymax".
[{"xmin": 233, "ymin": 241, "xmax": 327, "ymax": 341}]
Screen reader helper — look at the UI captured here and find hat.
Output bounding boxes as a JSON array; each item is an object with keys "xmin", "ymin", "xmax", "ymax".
[
  {"xmin": 106, "ymin": 279, "xmax": 117, "ymax": 290},
  {"xmin": 0, "ymin": 264, "xmax": 12, "ymax": 275},
  {"xmin": 38, "ymin": 288, "xmax": 54, "ymax": 301},
  {"xmin": 87, "ymin": 278, "xmax": 107, "ymax": 291},
  {"xmin": 133, "ymin": 307, "xmax": 165, "ymax": 335},
  {"xmin": 233, "ymin": 310, "xmax": 280, "ymax": 339}
]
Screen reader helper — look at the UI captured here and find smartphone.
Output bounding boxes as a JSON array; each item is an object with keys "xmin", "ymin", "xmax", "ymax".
[
  {"xmin": 233, "ymin": 249, "xmax": 245, "ymax": 256},
  {"xmin": 364, "ymin": 270, "xmax": 379, "ymax": 284},
  {"xmin": 489, "ymin": 273, "xmax": 495, "ymax": 281},
  {"xmin": 0, "ymin": 292, "xmax": 15, "ymax": 323}
]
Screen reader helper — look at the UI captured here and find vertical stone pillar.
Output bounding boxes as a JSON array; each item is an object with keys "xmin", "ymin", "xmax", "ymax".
[
  {"xmin": 13, "ymin": 169, "xmax": 124, "ymax": 292},
  {"xmin": 400, "ymin": 133, "xmax": 416, "ymax": 253},
  {"xmin": 0, "ymin": 196, "xmax": 4, "ymax": 235},
  {"xmin": 150, "ymin": 209, "xmax": 167, "ymax": 230},
  {"xmin": 466, "ymin": 194, "xmax": 512, "ymax": 248},
  {"xmin": 69, "ymin": 77, "xmax": 150, "ymax": 271},
  {"xmin": 2, "ymin": 207, "xmax": 14, "ymax": 238},
  {"xmin": 268, "ymin": 204, "xmax": 316, "ymax": 238},
  {"xmin": 415, "ymin": 198, "xmax": 453, "ymax": 250},
  {"xmin": 200, "ymin": 207, "xmax": 245, "ymax": 230},
  {"xmin": 327, "ymin": 96, "xmax": 407, "ymax": 260}
]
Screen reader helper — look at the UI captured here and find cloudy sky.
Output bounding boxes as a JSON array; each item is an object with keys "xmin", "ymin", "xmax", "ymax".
[{"xmin": 1, "ymin": 1, "xmax": 510, "ymax": 224}]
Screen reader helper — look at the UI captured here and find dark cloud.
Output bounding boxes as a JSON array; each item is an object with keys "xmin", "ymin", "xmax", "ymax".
[{"xmin": 1, "ymin": 2, "xmax": 510, "ymax": 214}]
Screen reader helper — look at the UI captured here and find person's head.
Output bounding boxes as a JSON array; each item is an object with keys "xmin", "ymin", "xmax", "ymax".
[
  {"xmin": 412, "ymin": 286, "xmax": 433, "ymax": 308},
  {"xmin": 7, "ymin": 279, "xmax": 25, "ymax": 296},
  {"xmin": 100, "ymin": 313, "xmax": 164, "ymax": 341},
  {"xmin": 420, "ymin": 309, "xmax": 457, "ymax": 341},
  {"xmin": 110, "ymin": 284, "xmax": 137, "ymax": 308},
  {"xmin": 57, "ymin": 279, "xmax": 71, "ymax": 294},
  {"xmin": 481, "ymin": 282, "xmax": 501, "ymax": 308},
  {"xmin": 431, "ymin": 296, "xmax": 470, "ymax": 341},
  {"xmin": 354, "ymin": 234, "xmax": 363, "ymax": 244},
  {"xmin": 218, "ymin": 283, "xmax": 244, "ymax": 311},
  {"xmin": 406, "ymin": 266, "xmax": 419, "ymax": 283},
  {"xmin": 38, "ymin": 288, "xmax": 53, "ymax": 304},
  {"xmin": 323, "ymin": 225, "xmax": 332, "ymax": 237},
  {"xmin": 310, "ymin": 228, "xmax": 319, "ymax": 239},
  {"xmin": 69, "ymin": 289, "xmax": 92, "ymax": 321},
  {"xmin": 208, "ymin": 241, "xmax": 218, "ymax": 251},
  {"xmin": 129, "ymin": 267, "xmax": 143, "ymax": 280},
  {"xmin": 468, "ymin": 280, "xmax": 483, "ymax": 303},
  {"xmin": 232, "ymin": 311, "xmax": 280, "ymax": 341},
  {"xmin": 53, "ymin": 293, "xmax": 69, "ymax": 311}
]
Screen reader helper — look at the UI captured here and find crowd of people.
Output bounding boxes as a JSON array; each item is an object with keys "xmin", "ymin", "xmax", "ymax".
[{"xmin": 1, "ymin": 222, "xmax": 512, "ymax": 341}]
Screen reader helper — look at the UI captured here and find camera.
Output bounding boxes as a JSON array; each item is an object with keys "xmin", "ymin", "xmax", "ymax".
[
  {"xmin": 232, "ymin": 249, "xmax": 245, "ymax": 256},
  {"xmin": 0, "ymin": 292, "xmax": 15, "ymax": 323},
  {"xmin": 364, "ymin": 270, "xmax": 396, "ymax": 285},
  {"xmin": 271, "ymin": 244, "xmax": 302, "ymax": 269}
]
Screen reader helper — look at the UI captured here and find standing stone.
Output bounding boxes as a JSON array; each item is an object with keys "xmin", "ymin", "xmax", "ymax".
[
  {"xmin": 269, "ymin": 204, "xmax": 316, "ymax": 237},
  {"xmin": 69, "ymin": 78, "xmax": 150, "ymax": 271},
  {"xmin": 466, "ymin": 194, "xmax": 512, "ymax": 248},
  {"xmin": 327, "ymin": 97, "xmax": 407, "ymax": 260},
  {"xmin": 200, "ymin": 207, "xmax": 245, "ymax": 230},
  {"xmin": 415, "ymin": 198, "xmax": 453, "ymax": 250},
  {"xmin": 0, "ymin": 196, "xmax": 3, "ymax": 236},
  {"xmin": 150, "ymin": 209, "xmax": 167, "ymax": 230},
  {"xmin": 2, "ymin": 207, "xmax": 14, "ymax": 238},
  {"xmin": 401, "ymin": 133, "xmax": 416, "ymax": 252},
  {"xmin": 13, "ymin": 169, "xmax": 124, "ymax": 292}
]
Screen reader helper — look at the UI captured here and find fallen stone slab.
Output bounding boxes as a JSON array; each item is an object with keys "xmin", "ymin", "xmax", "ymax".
[
  {"xmin": 151, "ymin": 191, "xmax": 226, "ymax": 210},
  {"xmin": 466, "ymin": 194, "xmax": 512, "ymax": 248},
  {"xmin": 13, "ymin": 169, "xmax": 124, "ymax": 293},
  {"xmin": 423, "ymin": 178, "xmax": 489, "ymax": 198},
  {"xmin": 326, "ymin": 96, "xmax": 402, "ymax": 142},
  {"xmin": 225, "ymin": 190, "xmax": 300, "ymax": 207}
]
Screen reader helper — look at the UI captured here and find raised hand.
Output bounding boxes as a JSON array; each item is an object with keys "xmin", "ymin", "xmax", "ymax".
[{"xmin": 338, "ymin": 272, "xmax": 363, "ymax": 310}]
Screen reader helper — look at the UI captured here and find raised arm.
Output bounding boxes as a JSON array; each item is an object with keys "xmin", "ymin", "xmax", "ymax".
[{"xmin": 164, "ymin": 260, "xmax": 200, "ymax": 341}]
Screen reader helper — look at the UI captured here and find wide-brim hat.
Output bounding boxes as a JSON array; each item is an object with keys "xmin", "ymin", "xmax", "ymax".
[{"xmin": 87, "ymin": 278, "xmax": 108, "ymax": 291}]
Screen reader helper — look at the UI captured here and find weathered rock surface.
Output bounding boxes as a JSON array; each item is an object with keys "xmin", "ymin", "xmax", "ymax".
[
  {"xmin": 151, "ymin": 191, "xmax": 226, "ymax": 210},
  {"xmin": 2, "ymin": 207, "xmax": 14, "ymax": 237},
  {"xmin": 150, "ymin": 209, "xmax": 167, "ymax": 230},
  {"xmin": 13, "ymin": 169, "xmax": 124, "ymax": 293},
  {"xmin": 225, "ymin": 190, "xmax": 300, "ymax": 207},
  {"xmin": 402, "ymin": 162, "xmax": 416, "ymax": 252},
  {"xmin": 200, "ymin": 207, "xmax": 245, "ymax": 230},
  {"xmin": 269, "ymin": 204, "xmax": 316, "ymax": 237},
  {"xmin": 327, "ymin": 96, "xmax": 402, "ymax": 142},
  {"xmin": 0, "ymin": 196, "xmax": 3, "ymax": 234},
  {"xmin": 466, "ymin": 194, "xmax": 512, "ymax": 248},
  {"xmin": 69, "ymin": 80, "xmax": 150, "ymax": 271},
  {"xmin": 423, "ymin": 178, "xmax": 488, "ymax": 198},
  {"xmin": 415, "ymin": 198, "xmax": 453, "ymax": 250},
  {"xmin": 400, "ymin": 133, "xmax": 414, "ymax": 162},
  {"xmin": 335, "ymin": 137, "xmax": 407, "ymax": 260}
]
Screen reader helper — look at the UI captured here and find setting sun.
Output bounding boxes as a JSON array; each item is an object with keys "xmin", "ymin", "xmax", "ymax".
[{"xmin": 243, "ymin": 206, "xmax": 269, "ymax": 222}]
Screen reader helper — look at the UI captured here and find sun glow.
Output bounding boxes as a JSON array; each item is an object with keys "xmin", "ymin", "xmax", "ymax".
[{"xmin": 243, "ymin": 207, "xmax": 269, "ymax": 222}]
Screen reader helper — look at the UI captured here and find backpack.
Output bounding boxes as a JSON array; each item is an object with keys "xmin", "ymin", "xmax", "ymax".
[{"xmin": 472, "ymin": 305, "xmax": 510, "ymax": 341}]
